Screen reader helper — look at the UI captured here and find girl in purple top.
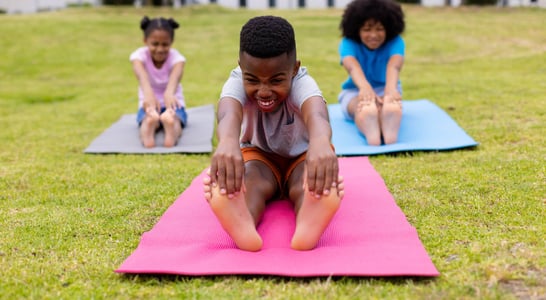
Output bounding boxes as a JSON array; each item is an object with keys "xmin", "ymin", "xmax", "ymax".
[{"xmin": 130, "ymin": 16, "xmax": 188, "ymax": 148}]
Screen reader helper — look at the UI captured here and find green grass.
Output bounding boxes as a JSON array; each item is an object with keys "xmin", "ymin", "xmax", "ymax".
[{"xmin": 0, "ymin": 4, "xmax": 544, "ymax": 299}]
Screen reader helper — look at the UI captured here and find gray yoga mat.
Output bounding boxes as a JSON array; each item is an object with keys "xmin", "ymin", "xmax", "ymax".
[{"xmin": 84, "ymin": 104, "xmax": 214, "ymax": 154}]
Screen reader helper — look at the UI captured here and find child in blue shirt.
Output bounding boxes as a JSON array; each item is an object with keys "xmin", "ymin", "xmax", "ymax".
[{"xmin": 338, "ymin": 0, "xmax": 405, "ymax": 145}]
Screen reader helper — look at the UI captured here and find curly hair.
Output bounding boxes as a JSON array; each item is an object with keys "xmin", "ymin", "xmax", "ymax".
[
  {"xmin": 340, "ymin": 0, "xmax": 405, "ymax": 43},
  {"xmin": 140, "ymin": 16, "xmax": 180, "ymax": 40},
  {"xmin": 240, "ymin": 16, "xmax": 296, "ymax": 59}
]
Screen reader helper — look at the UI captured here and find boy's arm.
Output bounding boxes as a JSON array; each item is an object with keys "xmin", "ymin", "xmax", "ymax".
[
  {"xmin": 210, "ymin": 97, "xmax": 245, "ymax": 196},
  {"xmin": 164, "ymin": 61, "xmax": 185, "ymax": 109},
  {"xmin": 131, "ymin": 60, "xmax": 160, "ymax": 111},
  {"xmin": 384, "ymin": 55, "xmax": 404, "ymax": 103},
  {"xmin": 341, "ymin": 56, "xmax": 377, "ymax": 103},
  {"xmin": 301, "ymin": 96, "xmax": 339, "ymax": 196}
]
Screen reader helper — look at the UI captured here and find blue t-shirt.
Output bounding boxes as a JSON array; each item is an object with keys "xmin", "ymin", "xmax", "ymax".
[{"xmin": 339, "ymin": 36, "xmax": 405, "ymax": 90}]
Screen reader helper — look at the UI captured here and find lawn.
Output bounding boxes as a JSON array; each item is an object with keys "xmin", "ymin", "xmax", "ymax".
[{"xmin": 0, "ymin": 4, "xmax": 544, "ymax": 299}]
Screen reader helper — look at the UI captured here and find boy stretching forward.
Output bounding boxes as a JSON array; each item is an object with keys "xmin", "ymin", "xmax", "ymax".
[{"xmin": 203, "ymin": 16, "xmax": 344, "ymax": 252}]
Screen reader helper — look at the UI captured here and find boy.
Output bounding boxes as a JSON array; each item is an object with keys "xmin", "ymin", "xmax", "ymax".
[{"xmin": 203, "ymin": 16, "xmax": 344, "ymax": 252}]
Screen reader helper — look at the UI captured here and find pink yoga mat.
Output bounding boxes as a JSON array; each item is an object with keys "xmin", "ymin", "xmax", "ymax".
[{"xmin": 116, "ymin": 157, "xmax": 439, "ymax": 277}]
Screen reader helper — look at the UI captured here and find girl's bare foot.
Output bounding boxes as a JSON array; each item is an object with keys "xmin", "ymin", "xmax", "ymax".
[
  {"xmin": 203, "ymin": 174, "xmax": 263, "ymax": 252},
  {"xmin": 160, "ymin": 109, "xmax": 182, "ymax": 147},
  {"xmin": 291, "ymin": 176, "xmax": 344, "ymax": 251},
  {"xmin": 355, "ymin": 102, "xmax": 381, "ymax": 146},
  {"xmin": 380, "ymin": 101, "xmax": 402, "ymax": 144},
  {"xmin": 140, "ymin": 113, "xmax": 159, "ymax": 148}
]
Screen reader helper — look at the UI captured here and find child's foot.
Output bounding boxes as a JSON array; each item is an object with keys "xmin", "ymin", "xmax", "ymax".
[
  {"xmin": 203, "ymin": 174, "xmax": 263, "ymax": 252},
  {"xmin": 291, "ymin": 176, "xmax": 344, "ymax": 251},
  {"xmin": 355, "ymin": 102, "xmax": 381, "ymax": 146},
  {"xmin": 380, "ymin": 101, "xmax": 402, "ymax": 144},
  {"xmin": 160, "ymin": 109, "xmax": 182, "ymax": 147},
  {"xmin": 140, "ymin": 114, "xmax": 159, "ymax": 148}
]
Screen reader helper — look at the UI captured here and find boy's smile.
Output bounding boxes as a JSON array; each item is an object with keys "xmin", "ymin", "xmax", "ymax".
[
  {"xmin": 359, "ymin": 19, "xmax": 386, "ymax": 50},
  {"xmin": 239, "ymin": 52, "xmax": 300, "ymax": 113}
]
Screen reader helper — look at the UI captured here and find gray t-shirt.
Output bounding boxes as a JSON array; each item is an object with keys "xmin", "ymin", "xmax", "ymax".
[{"xmin": 220, "ymin": 66, "xmax": 324, "ymax": 158}]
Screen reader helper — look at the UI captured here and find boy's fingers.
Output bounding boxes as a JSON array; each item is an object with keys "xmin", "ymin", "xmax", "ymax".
[
  {"xmin": 306, "ymin": 165, "xmax": 316, "ymax": 193},
  {"xmin": 234, "ymin": 161, "xmax": 244, "ymax": 192}
]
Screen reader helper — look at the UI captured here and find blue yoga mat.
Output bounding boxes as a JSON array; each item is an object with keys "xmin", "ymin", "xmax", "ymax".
[{"xmin": 329, "ymin": 99, "xmax": 478, "ymax": 156}]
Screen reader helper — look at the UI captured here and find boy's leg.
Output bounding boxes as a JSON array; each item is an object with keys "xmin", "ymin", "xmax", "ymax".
[
  {"xmin": 140, "ymin": 108, "xmax": 160, "ymax": 148},
  {"xmin": 287, "ymin": 163, "xmax": 343, "ymax": 251},
  {"xmin": 160, "ymin": 108, "xmax": 182, "ymax": 147},
  {"xmin": 204, "ymin": 160, "xmax": 277, "ymax": 252},
  {"xmin": 353, "ymin": 99, "xmax": 381, "ymax": 146},
  {"xmin": 380, "ymin": 101, "xmax": 402, "ymax": 144}
]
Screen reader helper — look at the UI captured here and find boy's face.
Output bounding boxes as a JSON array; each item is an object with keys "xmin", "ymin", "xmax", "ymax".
[
  {"xmin": 144, "ymin": 29, "xmax": 172, "ymax": 65},
  {"xmin": 239, "ymin": 51, "xmax": 300, "ymax": 113},
  {"xmin": 359, "ymin": 19, "xmax": 386, "ymax": 50}
]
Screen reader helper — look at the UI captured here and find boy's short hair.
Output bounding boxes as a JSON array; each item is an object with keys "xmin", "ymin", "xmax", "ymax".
[
  {"xmin": 340, "ymin": 0, "xmax": 405, "ymax": 43},
  {"xmin": 240, "ymin": 16, "xmax": 296, "ymax": 59}
]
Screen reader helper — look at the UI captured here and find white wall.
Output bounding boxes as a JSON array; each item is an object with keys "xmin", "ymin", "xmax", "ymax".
[
  {"xmin": 334, "ymin": 0, "xmax": 352, "ymax": 8},
  {"xmin": 306, "ymin": 0, "xmax": 328, "ymax": 8},
  {"xmin": 247, "ymin": 0, "xmax": 269, "ymax": 9},
  {"xmin": 216, "ymin": 0, "xmax": 239, "ymax": 9},
  {"xmin": 211, "ymin": 0, "xmax": 351, "ymax": 9},
  {"xmin": 0, "ymin": 0, "xmax": 38, "ymax": 14},
  {"xmin": 421, "ymin": 0, "xmax": 446, "ymax": 6},
  {"xmin": 0, "ymin": 0, "xmax": 100, "ymax": 14}
]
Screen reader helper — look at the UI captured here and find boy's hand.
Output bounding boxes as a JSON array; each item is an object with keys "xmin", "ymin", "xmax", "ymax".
[
  {"xmin": 358, "ymin": 86, "xmax": 377, "ymax": 106},
  {"xmin": 305, "ymin": 139, "xmax": 339, "ymax": 198},
  {"xmin": 210, "ymin": 141, "xmax": 244, "ymax": 197},
  {"xmin": 383, "ymin": 91, "xmax": 402, "ymax": 105}
]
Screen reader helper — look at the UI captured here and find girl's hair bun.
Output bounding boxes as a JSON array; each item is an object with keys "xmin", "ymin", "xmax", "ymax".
[
  {"xmin": 167, "ymin": 18, "xmax": 180, "ymax": 30},
  {"xmin": 140, "ymin": 16, "xmax": 151, "ymax": 31}
]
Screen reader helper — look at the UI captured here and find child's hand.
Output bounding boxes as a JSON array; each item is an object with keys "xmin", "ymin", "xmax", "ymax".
[
  {"xmin": 305, "ymin": 140, "xmax": 339, "ymax": 198},
  {"xmin": 143, "ymin": 95, "xmax": 161, "ymax": 113},
  {"xmin": 145, "ymin": 106, "xmax": 160, "ymax": 119},
  {"xmin": 163, "ymin": 94, "xmax": 180, "ymax": 110},
  {"xmin": 209, "ymin": 142, "xmax": 245, "ymax": 198},
  {"xmin": 358, "ymin": 86, "xmax": 377, "ymax": 106},
  {"xmin": 383, "ymin": 91, "xmax": 402, "ymax": 104}
]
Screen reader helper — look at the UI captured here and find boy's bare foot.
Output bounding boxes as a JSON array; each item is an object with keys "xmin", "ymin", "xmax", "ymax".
[
  {"xmin": 140, "ymin": 114, "xmax": 159, "ymax": 148},
  {"xmin": 291, "ymin": 176, "xmax": 344, "ymax": 251},
  {"xmin": 203, "ymin": 174, "xmax": 263, "ymax": 252},
  {"xmin": 160, "ymin": 109, "xmax": 182, "ymax": 147},
  {"xmin": 380, "ymin": 101, "xmax": 402, "ymax": 144},
  {"xmin": 355, "ymin": 101, "xmax": 381, "ymax": 146}
]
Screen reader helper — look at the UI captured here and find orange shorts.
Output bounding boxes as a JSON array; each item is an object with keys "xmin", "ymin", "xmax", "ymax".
[{"xmin": 241, "ymin": 147, "xmax": 306, "ymax": 195}]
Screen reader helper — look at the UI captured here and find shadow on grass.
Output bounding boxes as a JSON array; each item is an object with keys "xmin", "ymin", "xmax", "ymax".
[{"xmin": 20, "ymin": 93, "xmax": 77, "ymax": 104}]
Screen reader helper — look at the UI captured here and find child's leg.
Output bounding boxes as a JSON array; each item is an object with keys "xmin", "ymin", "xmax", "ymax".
[
  {"xmin": 379, "ymin": 101, "xmax": 402, "ymax": 144},
  {"xmin": 203, "ymin": 161, "xmax": 277, "ymax": 252},
  {"xmin": 288, "ymin": 163, "xmax": 344, "ymax": 251},
  {"xmin": 160, "ymin": 109, "xmax": 182, "ymax": 147},
  {"xmin": 140, "ymin": 108, "xmax": 160, "ymax": 148},
  {"xmin": 353, "ymin": 100, "xmax": 381, "ymax": 146}
]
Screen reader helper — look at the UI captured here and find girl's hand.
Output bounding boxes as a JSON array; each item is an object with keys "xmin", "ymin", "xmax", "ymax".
[
  {"xmin": 163, "ymin": 93, "xmax": 180, "ymax": 110},
  {"xmin": 143, "ymin": 94, "xmax": 161, "ymax": 113}
]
